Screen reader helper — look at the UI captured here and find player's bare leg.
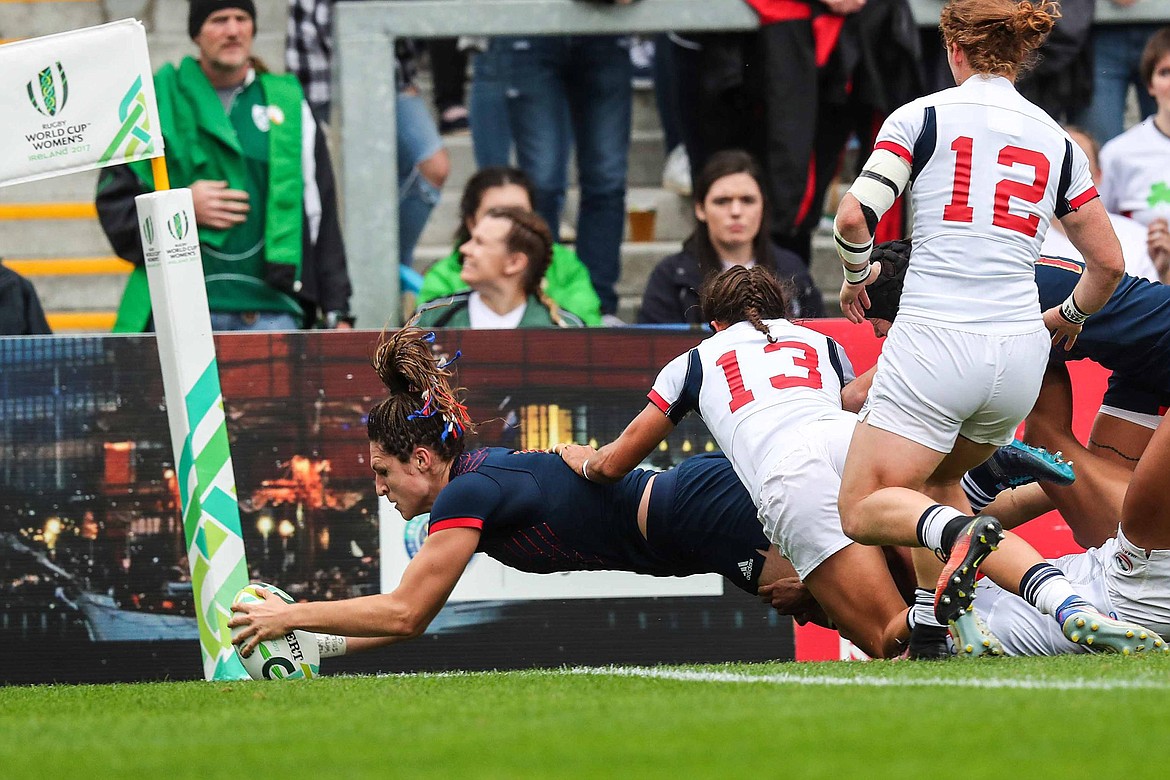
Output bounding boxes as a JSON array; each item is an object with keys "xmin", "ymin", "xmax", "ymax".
[
  {"xmin": 1088, "ymin": 412, "xmax": 1156, "ymax": 470},
  {"xmin": 1022, "ymin": 365, "xmax": 1132, "ymax": 546},
  {"xmin": 921, "ymin": 468, "xmax": 1005, "ymax": 658},
  {"xmin": 980, "ymin": 482, "xmax": 1055, "ymax": 529},
  {"xmin": 1122, "ymin": 414, "xmax": 1170, "ymax": 550},
  {"xmin": 839, "ymin": 425, "xmax": 1004, "ymax": 658},
  {"xmin": 838, "ymin": 422, "xmax": 964, "ymax": 547},
  {"xmin": 802, "ymin": 542, "xmax": 909, "ymax": 659}
]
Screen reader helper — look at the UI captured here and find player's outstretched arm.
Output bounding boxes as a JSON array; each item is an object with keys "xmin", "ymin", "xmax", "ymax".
[
  {"xmin": 229, "ymin": 527, "xmax": 479, "ymax": 657},
  {"xmin": 561, "ymin": 403, "xmax": 675, "ymax": 483}
]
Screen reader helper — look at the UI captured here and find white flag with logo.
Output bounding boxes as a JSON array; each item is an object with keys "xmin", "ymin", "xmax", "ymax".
[{"xmin": 0, "ymin": 19, "xmax": 163, "ymax": 188}]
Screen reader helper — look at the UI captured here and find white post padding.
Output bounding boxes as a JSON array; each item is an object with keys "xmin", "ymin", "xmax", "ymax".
[{"xmin": 136, "ymin": 189, "xmax": 251, "ymax": 680}]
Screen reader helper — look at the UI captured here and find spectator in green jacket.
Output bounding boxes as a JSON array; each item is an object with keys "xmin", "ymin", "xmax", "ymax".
[
  {"xmin": 415, "ymin": 207, "xmax": 584, "ymax": 328},
  {"xmin": 417, "ymin": 167, "xmax": 601, "ymax": 325}
]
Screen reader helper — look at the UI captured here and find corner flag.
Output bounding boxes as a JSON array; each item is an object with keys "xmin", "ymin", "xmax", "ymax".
[{"xmin": 0, "ymin": 20, "xmax": 162, "ymax": 187}]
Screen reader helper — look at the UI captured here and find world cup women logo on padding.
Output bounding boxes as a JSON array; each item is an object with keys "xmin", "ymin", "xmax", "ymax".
[
  {"xmin": 27, "ymin": 62, "xmax": 69, "ymax": 117},
  {"xmin": 166, "ymin": 210, "xmax": 190, "ymax": 240}
]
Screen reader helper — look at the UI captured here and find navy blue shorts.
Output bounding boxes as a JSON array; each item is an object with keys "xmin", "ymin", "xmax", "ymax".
[
  {"xmin": 1103, "ymin": 373, "xmax": 1170, "ymax": 420},
  {"xmin": 645, "ymin": 453, "xmax": 769, "ymax": 595}
]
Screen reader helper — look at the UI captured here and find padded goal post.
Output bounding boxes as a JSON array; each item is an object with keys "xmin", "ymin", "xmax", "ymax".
[{"xmin": 0, "ymin": 20, "xmax": 250, "ymax": 680}]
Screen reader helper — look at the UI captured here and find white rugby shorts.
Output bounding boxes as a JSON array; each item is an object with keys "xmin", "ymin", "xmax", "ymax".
[
  {"xmin": 757, "ymin": 416, "xmax": 856, "ymax": 580},
  {"xmin": 864, "ymin": 321, "xmax": 1050, "ymax": 452}
]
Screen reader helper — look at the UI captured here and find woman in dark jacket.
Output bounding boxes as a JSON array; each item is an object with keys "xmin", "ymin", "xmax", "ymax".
[{"xmin": 637, "ymin": 150, "xmax": 825, "ymax": 324}]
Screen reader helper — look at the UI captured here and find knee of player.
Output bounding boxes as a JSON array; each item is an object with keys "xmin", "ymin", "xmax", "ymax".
[{"xmin": 837, "ymin": 497, "xmax": 866, "ymax": 542}]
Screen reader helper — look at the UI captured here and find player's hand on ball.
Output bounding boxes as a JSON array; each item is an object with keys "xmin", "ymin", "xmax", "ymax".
[
  {"xmin": 229, "ymin": 585, "xmax": 293, "ymax": 658},
  {"xmin": 228, "ymin": 584, "xmax": 320, "ymax": 680}
]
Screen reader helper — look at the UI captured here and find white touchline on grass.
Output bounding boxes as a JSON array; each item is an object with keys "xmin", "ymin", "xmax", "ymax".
[{"xmin": 560, "ymin": 665, "xmax": 1170, "ymax": 692}]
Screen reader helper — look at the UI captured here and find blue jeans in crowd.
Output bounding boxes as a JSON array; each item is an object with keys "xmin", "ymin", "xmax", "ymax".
[
  {"xmin": 500, "ymin": 34, "xmax": 632, "ymax": 315},
  {"xmin": 470, "ymin": 40, "xmax": 515, "ymax": 168},
  {"xmin": 209, "ymin": 311, "xmax": 301, "ymax": 332},
  {"xmin": 398, "ymin": 91, "xmax": 444, "ymax": 268},
  {"xmin": 1077, "ymin": 24, "xmax": 1160, "ymax": 144}
]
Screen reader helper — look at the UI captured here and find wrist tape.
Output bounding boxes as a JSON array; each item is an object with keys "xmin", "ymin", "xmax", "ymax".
[
  {"xmin": 1059, "ymin": 292, "xmax": 1089, "ymax": 325},
  {"xmin": 316, "ymin": 633, "xmax": 348, "ymax": 658},
  {"xmin": 843, "ymin": 261, "xmax": 879, "ymax": 285},
  {"xmin": 835, "ymin": 226, "xmax": 874, "ymax": 273}
]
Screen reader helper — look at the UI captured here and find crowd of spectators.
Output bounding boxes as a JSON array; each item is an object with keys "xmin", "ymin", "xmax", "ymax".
[
  {"xmin": 97, "ymin": 0, "xmax": 353, "ymax": 333},
  {"xmin": 72, "ymin": 0, "xmax": 1170, "ymax": 333}
]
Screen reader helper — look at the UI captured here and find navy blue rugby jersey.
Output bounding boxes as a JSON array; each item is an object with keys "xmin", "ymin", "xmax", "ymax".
[
  {"xmin": 428, "ymin": 448, "xmax": 681, "ymax": 576},
  {"xmin": 1036, "ymin": 256, "xmax": 1170, "ymax": 391}
]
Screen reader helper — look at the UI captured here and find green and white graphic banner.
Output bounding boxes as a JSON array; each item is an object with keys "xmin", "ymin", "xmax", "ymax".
[
  {"xmin": 137, "ymin": 189, "xmax": 250, "ymax": 681},
  {"xmin": 0, "ymin": 19, "xmax": 162, "ymax": 188}
]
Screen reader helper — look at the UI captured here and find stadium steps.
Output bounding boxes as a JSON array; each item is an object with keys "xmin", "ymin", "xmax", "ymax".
[{"xmin": 2, "ymin": 0, "xmax": 844, "ymax": 331}]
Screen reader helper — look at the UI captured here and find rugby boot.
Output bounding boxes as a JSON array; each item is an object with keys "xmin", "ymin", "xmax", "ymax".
[
  {"xmin": 1058, "ymin": 601, "xmax": 1170, "ymax": 655},
  {"xmin": 935, "ymin": 516, "xmax": 1005, "ymax": 624},
  {"xmin": 978, "ymin": 440, "xmax": 1076, "ymax": 492},
  {"xmin": 949, "ymin": 609, "xmax": 1004, "ymax": 658},
  {"xmin": 907, "ymin": 623, "xmax": 952, "ymax": 660}
]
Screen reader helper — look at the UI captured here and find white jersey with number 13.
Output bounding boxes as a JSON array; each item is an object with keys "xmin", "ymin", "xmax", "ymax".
[{"xmin": 649, "ymin": 319, "xmax": 855, "ymax": 504}]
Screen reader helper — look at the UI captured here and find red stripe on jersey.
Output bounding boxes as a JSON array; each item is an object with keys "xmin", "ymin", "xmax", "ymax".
[
  {"xmin": 1159, "ymin": 405, "xmax": 1168, "ymax": 417},
  {"xmin": 1068, "ymin": 187, "xmax": 1099, "ymax": 210},
  {"xmin": 429, "ymin": 517, "xmax": 484, "ymax": 533},
  {"xmin": 874, "ymin": 140, "xmax": 912, "ymax": 165},
  {"xmin": 648, "ymin": 389, "xmax": 671, "ymax": 414},
  {"xmin": 1036, "ymin": 256, "xmax": 1084, "ymax": 274}
]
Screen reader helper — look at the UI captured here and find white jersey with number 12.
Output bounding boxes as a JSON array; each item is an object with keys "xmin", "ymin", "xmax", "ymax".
[{"xmin": 876, "ymin": 75, "xmax": 1097, "ymax": 334}]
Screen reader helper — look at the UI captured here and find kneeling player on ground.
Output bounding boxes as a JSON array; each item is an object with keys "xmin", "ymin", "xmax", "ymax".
[{"xmin": 971, "ymin": 413, "xmax": 1170, "ymax": 654}]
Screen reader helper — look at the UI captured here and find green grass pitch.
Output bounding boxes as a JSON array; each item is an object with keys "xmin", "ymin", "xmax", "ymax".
[{"xmin": 3, "ymin": 654, "xmax": 1169, "ymax": 779}]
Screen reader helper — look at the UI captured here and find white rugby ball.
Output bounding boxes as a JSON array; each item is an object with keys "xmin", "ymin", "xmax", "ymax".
[{"xmin": 231, "ymin": 583, "xmax": 320, "ymax": 680}]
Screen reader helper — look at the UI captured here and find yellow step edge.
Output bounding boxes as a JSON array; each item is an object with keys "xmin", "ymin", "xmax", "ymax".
[
  {"xmin": 0, "ymin": 202, "xmax": 98, "ymax": 220},
  {"xmin": 6, "ymin": 256, "xmax": 133, "ymax": 276},
  {"xmin": 46, "ymin": 312, "xmax": 116, "ymax": 332}
]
